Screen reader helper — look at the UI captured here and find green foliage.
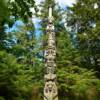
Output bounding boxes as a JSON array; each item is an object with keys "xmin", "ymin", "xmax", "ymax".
[
  {"xmin": 56, "ymin": 30, "xmax": 81, "ymax": 68},
  {"xmin": 66, "ymin": 0, "xmax": 100, "ymax": 77},
  {"xmin": 0, "ymin": 0, "xmax": 9, "ymax": 25},
  {"xmin": 40, "ymin": 0, "xmax": 100, "ymax": 100},
  {"xmin": 0, "ymin": 50, "xmax": 34, "ymax": 100},
  {"xmin": 0, "ymin": 0, "xmax": 43, "ymax": 99},
  {"xmin": 58, "ymin": 66, "xmax": 100, "ymax": 100},
  {"xmin": 0, "ymin": 0, "xmax": 36, "ymax": 50},
  {"xmin": 0, "ymin": 96, "xmax": 5, "ymax": 100},
  {"xmin": 0, "ymin": 0, "xmax": 9, "ymax": 50},
  {"xmin": 5, "ymin": 24, "xmax": 44, "ymax": 99},
  {"xmin": 8, "ymin": 0, "xmax": 36, "ymax": 22}
]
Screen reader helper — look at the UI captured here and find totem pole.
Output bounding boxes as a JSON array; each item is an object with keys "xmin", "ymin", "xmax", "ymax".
[{"xmin": 44, "ymin": 7, "xmax": 58, "ymax": 100}]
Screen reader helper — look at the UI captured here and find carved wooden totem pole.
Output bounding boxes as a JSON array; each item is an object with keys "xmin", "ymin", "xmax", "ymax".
[{"xmin": 44, "ymin": 7, "xmax": 58, "ymax": 100}]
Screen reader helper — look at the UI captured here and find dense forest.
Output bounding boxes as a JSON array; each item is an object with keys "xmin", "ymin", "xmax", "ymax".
[{"xmin": 0, "ymin": 0, "xmax": 100, "ymax": 100}]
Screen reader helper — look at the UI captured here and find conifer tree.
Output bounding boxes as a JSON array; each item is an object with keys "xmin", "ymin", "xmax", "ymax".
[
  {"xmin": 66, "ymin": 0, "xmax": 100, "ymax": 77},
  {"xmin": 39, "ymin": 0, "xmax": 100, "ymax": 99}
]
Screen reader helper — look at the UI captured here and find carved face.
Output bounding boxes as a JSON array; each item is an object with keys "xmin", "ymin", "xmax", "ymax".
[
  {"xmin": 46, "ymin": 67, "xmax": 55, "ymax": 74},
  {"xmin": 45, "ymin": 81, "xmax": 54, "ymax": 93}
]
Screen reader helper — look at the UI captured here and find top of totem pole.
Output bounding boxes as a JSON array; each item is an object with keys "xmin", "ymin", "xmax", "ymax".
[
  {"xmin": 48, "ymin": 6, "xmax": 54, "ymax": 23},
  {"xmin": 49, "ymin": 6, "xmax": 52, "ymax": 18}
]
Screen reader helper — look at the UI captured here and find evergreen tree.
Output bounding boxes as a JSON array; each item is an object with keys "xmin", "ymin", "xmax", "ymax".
[
  {"xmin": 66, "ymin": 0, "xmax": 100, "ymax": 77},
  {"xmin": 0, "ymin": 50, "xmax": 34, "ymax": 100},
  {"xmin": 39, "ymin": 0, "xmax": 100, "ymax": 99},
  {"xmin": 0, "ymin": 0, "xmax": 44, "ymax": 100},
  {"xmin": 8, "ymin": 0, "xmax": 36, "ymax": 23},
  {"xmin": 0, "ymin": 0, "xmax": 36, "ymax": 50},
  {"xmin": 6, "ymin": 23, "xmax": 44, "ymax": 100},
  {"xmin": 0, "ymin": 0, "xmax": 9, "ymax": 50}
]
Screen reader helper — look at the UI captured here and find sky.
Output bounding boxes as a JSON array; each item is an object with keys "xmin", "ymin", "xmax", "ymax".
[
  {"xmin": 57, "ymin": 0, "xmax": 76, "ymax": 7},
  {"xmin": 35, "ymin": 0, "xmax": 76, "ymax": 7},
  {"xmin": 8, "ymin": 0, "xmax": 76, "ymax": 37},
  {"xmin": 33, "ymin": 0, "xmax": 76, "ymax": 37}
]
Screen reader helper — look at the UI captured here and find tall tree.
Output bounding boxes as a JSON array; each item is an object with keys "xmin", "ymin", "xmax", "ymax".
[
  {"xmin": 8, "ymin": 0, "xmax": 36, "ymax": 22},
  {"xmin": 0, "ymin": 0, "xmax": 9, "ymax": 49},
  {"xmin": 0, "ymin": 50, "xmax": 34, "ymax": 100},
  {"xmin": 0, "ymin": 0, "xmax": 36, "ymax": 50},
  {"xmin": 0, "ymin": 0, "xmax": 43, "ymax": 99},
  {"xmin": 66, "ymin": 0, "xmax": 100, "ymax": 77},
  {"xmin": 39, "ymin": 0, "xmax": 100, "ymax": 99},
  {"xmin": 6, "ymin": 23, "xmax": 44, "ymax": 100}
]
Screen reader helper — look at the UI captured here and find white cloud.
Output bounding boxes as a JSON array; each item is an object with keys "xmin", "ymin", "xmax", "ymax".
[
  {"xmin": 35, "ymin": 0, "xmax": 76, "ymax": 7},
  {"xmin": 57, "ymin": 0, "xmax": 76, "ymax": 7},
  {"xmin": 35, "ymin": 0, "xmax": 43, "ymax": 5},
  {"xmin": 33, "ymin": 0, "xmax": 76, "ymax": 33}
]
